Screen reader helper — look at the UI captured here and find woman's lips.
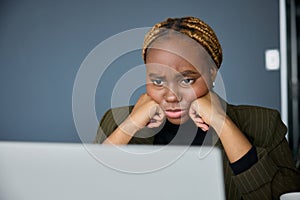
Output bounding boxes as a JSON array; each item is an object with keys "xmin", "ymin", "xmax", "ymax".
[{"xmin": 165, "ymin": 109, "xmax": 186, "ymax": 118}]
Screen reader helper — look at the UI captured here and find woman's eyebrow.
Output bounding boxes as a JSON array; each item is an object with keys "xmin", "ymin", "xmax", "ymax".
[
  {"xmin": 178, "ymin": 70, "xmax": 200, "ymax": 77},
  {"xmin": 148, "ymin": 73, "xmax": 165, "ymax": 79}
]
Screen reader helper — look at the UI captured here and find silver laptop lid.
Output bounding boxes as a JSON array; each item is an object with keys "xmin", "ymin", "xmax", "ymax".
[{"xmin": 0, "ymin": 142, "xmax": 225, "ymax": 200}]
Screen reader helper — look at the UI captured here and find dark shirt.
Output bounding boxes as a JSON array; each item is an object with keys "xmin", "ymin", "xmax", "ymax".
[
  {"xmin": 153, "ymin": 119, "xmax": 211, "ymax": 146},
  {"xmin": 153, "ymin": 119, "xmax": 258, "ymax": 175}
]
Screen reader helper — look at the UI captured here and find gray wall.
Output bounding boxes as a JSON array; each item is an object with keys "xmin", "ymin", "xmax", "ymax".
[{"xmin": 0, "ymin": 0, "xmax": 280, "ymax": 142}]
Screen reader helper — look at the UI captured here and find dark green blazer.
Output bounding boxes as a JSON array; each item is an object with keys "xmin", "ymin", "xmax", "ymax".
[{"xmin": 95, "ymin": 103, "xmax": 300, "ymax": 200}]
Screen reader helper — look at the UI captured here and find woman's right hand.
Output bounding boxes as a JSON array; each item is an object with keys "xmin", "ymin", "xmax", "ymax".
[
  {"xmin": 129, "ymin": 93, "xmax": 165, "ymax": 129},
  {"xmin": 103, "ymin": 94, "xmax": 165, "ymax": 145}
]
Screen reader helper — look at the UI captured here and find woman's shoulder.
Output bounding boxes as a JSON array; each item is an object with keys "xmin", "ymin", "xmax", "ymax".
[
  {"xmin": 227, "ymin": 104, "xmax": 282, "ymax": 121},
  {"xmin": 94, "ymin": 106, "xmax": 134, "ymax": 144},
  {"xmin": 100, "ymin": 105, "xmax": 134, "ymax": 126},
  {"xmin": 226, "ymin": 104, "xmax": 287, "ymax": 147}
]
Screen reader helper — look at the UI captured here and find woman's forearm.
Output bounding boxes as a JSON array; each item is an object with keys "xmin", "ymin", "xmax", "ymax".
[
  {"xmin": 213, "ymin": 115, "xmax": 252, "ymax": 163},
  {"xmin": 102, "ymin": 118, "xmax": 141, "ymax": 145}
]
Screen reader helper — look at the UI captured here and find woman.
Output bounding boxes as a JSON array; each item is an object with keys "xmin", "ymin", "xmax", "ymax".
[{"xmin": 94, "ymin": 17, "xmax": 300, "ymax": 199}]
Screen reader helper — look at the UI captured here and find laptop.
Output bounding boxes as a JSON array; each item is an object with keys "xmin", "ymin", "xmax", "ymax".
[{"xmin": 0, "ymin": 142, "xmax": 225, "ymax": 200}]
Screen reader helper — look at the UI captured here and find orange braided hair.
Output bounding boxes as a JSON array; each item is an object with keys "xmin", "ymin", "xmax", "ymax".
[{"xmin": 142, "ymin": 16, "xmax": 223, "ymax": 68}]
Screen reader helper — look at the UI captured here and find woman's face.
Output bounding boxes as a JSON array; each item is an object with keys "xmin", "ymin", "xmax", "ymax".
[{"xmin": 145, "ymin": 35, "xmax": 217, "ymax": 125}]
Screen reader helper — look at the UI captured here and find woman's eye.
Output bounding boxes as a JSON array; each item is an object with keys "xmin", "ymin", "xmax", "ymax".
[
  {"xmin": 180, "ymin": 78, "xmax": 195, "ymax": 86},
  {"xmin": 152, "ymin": 79, "xmax": 164, "ymax": 86}
]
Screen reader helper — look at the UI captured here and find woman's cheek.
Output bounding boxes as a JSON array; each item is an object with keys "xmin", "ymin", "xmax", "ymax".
[
  {"xmin": 192, "ymin": 85, "xmax": 210, "ymax": 99},
  {"xmin": 146, "ymin": 86, "xmax": 163, "ymax": 104}
]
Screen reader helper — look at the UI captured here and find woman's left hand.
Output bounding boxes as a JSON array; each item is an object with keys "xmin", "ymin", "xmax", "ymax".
[
  {"xmin": 190, "ymin": 91, "xmax": 253, "ymax": 163},
  {"xmin": 189, "ymin": 91, "xmax": 226, "ymax": 132}
]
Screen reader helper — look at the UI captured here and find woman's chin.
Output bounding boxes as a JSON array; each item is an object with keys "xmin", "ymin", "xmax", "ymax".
[{"xmin": 167, "ymin": 115, "xmax": 189, "ymax": 125}]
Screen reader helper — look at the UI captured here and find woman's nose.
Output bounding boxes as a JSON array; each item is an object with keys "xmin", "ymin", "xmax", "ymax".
[{"xmin": 164, "ymin": 85, "xmax": 182, "ymax": 102}]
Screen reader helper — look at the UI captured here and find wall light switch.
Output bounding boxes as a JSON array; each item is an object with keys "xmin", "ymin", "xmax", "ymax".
[{"xmin": 265, "ymin": 49, "xmax": 280, "ymax": 70}]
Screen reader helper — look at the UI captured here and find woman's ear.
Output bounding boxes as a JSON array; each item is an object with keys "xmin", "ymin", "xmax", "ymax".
[{"xmin": 210, "ymin": 66, "xmax": 218, "ymax": 82}]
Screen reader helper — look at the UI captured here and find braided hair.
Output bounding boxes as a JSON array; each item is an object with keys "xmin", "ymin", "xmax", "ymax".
[{"xmin": 142, "ymin": 16, "xmax": 223, "ymax": 69}]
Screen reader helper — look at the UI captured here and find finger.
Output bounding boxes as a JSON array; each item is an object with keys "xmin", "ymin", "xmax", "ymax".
[
  {"xmin": 198, "ymin": 123, "xmax": 209, "ymax": 131},
  {"xmin": 189, "ymin": 101, "xmax": 200, "ymax": 117},
  {"xmin": 147, "ymin": 120, "xmax": 164, "ymax": 128},
  {"xmin": 152, "ymin": 114, "xmax": 165, "ymax": 121},
  {"xmin": 157, "ymin": 106, "xmax": 166, "ymax": 118},
  {"xmin": 194, "ymin": 117, "xmax": 204, "ymax": 123},
  {"xmin": 147, "ymin": 123, "xmax": 156, "ymax": 128}
]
